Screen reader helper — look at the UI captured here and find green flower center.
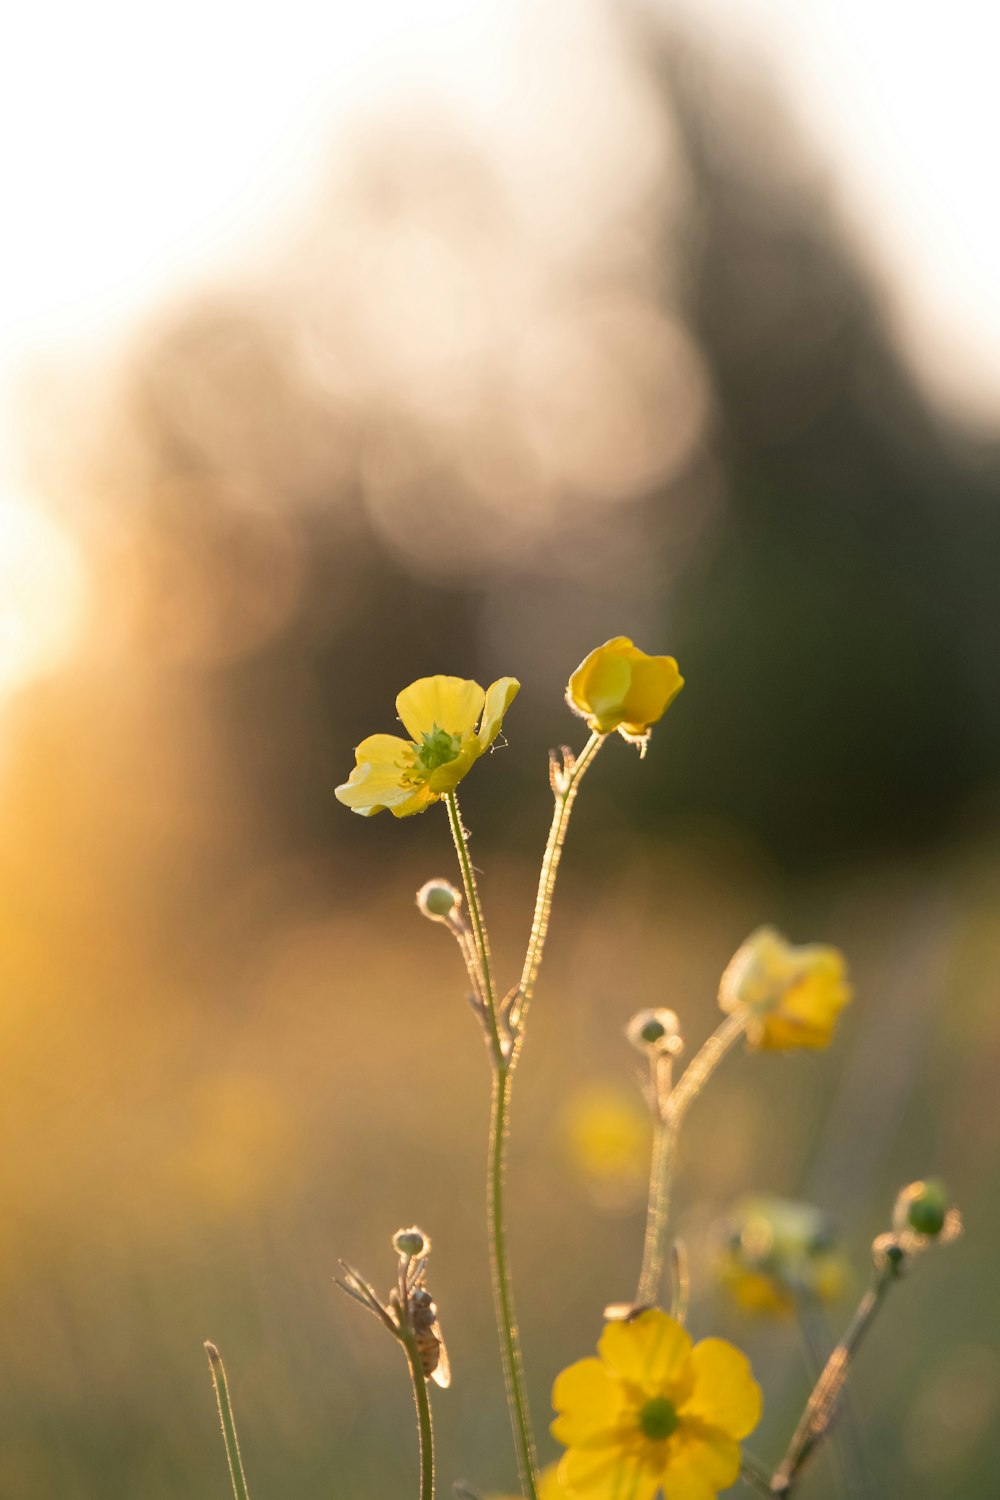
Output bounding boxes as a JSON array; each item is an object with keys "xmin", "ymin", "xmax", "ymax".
[
  {"xmin": 415, "ymin": 725, "xmax": 463, "ymax": 772},
  {"xmin": 638, "ymin": 1396, "xmax": 679, "ymax": 1441}
]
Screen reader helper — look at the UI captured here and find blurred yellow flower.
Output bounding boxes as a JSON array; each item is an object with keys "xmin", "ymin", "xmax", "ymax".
[
  {"xmin": 559, "ymin": 1084, "xmax": 650, "ymax": 1209},
  {"xmin": 551, "ymin": 1309, "xmax": 761, "ymax": 1500},
  {"xmin": 566, "ymin": 638, "xmax": 683, "ymax": 742},
  {"xmin": 718, "ymin": 926, "xmax": 852, "ymax": 1050},
  {"xmin": 336, "ymin": 675, "xmax": 519, "ymax": 817},
  {"xmin": 715, "ymin": 1196, "xmax": 847, "ymax": 1317}
]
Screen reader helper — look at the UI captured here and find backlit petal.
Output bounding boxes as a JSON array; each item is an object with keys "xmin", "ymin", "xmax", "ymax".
[
  {"xmin": 559, "ymin": 1444, "xmax": 659, "ymax": 1500},
  {"xmin": 551, "ymin": 1359, "xmax": 625, "ymax": 1447},
  {"xmin": 682, "ymin": 1340, "xmax": 762, "ymax": 1440},
  {"xmin": 396, "ymin": 676, "xmax": 485, "ymax": 742},
  {"xmin": 598, "ymin": 1310, "xmax": 693, "ymax": 1393},
  {"xmin": 479, "ymin": 677, "xmax": 520, "ymax": 750},
  {"xmin": 661, "ymin": 1430, "xmax": 740, "ymax": 1500}
]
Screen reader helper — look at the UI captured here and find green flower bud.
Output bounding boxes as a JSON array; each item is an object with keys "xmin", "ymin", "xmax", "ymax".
[
  {"xmin": 393, "ymin": 1226, "xmax": 429, "ymax": 1259},
  {"xmin": 902, "ymin": 1179, "xmax": 949, "ymax": 1238},
  {"xmin": 416, "ymin": 879, "xmax": 461, "ymax": 922}
]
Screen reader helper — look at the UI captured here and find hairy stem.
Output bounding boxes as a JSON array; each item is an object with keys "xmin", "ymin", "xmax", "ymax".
[
  {"xmin": 444, "ymin": 792, "xmax": 538, "ymax": 1500},
  {"xmin": 636, "ymin": 1010, "xmax": 749, "ymax": 1306},
  {"xmin": 397, "ymin": 1318, "xmax": 436, "ymax": 1500},
  {"xmin": 489, "ymin": 1064, "xmax": 538, "ymax": 1499},
  {"xmin": 516, "ymin": 732, "xmax": 604, "ymax": 1031},
  {"xmin": 446, "ymin": 791, "xmax": 502, "ymax": 1062},
  {"xmin": 204, "ymin": 1342, "xmax": 252, "ymax": 1500},
  {"xmin": 772, "ymin": 1263, "xmax": 895, "ymax": 1494}
]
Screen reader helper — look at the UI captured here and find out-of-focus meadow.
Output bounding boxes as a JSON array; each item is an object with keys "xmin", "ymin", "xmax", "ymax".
[{"xmin": 2, "ymin": 4, "xmax": 1000, "ymax": 1497}]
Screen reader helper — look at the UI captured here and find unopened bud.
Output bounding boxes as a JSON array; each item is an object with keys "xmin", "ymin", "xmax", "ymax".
[
  {"xmin": 894, "ymin": 1179, "xmax": 950, "ymax": 1239},
  {"xmin": 627, "ymin": 1008, "xmax": 682, "ymax": 1055},
  {"xmin": 417, "ymin": 880, "xmax": 461, "ymax": 923},
  {"xmin": 393, "ymin": 1226, "xmax": 429, "ymax": 1259}
]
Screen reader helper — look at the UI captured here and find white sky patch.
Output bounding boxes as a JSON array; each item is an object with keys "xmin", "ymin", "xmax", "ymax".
[{"xmin": 664, "ymin": 0, "xmax": 1000, "ymax": 427}]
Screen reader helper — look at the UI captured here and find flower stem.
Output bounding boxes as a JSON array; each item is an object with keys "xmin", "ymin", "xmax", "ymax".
[
  {"xmin": 445, "ymin": 791, "xmax": 502, "ymax": 1062},
  {"xmin": 396, "ymin": 1315, "xmax": 436, "ymax": 1500},
  {"xmin": 489, "ymin": 1063, "xmax": 538, "ymax": 1500},
  {"xmin": 636, "ymin": 1010, "xmax": 749, "ymax": 1307},
  {"xmin": 444, "ymin": 791, "xmax": 538, "ymax": 1500},
  {"xmin": 204, "ymin": 1342, "xmax": 252, "ymax": 1500},
  {"xmin": 771, "ymin": 1262, "xmax": 896, "ymax": 1494},
  {"xmin": 516, "ymin": 731, "xmax": 604, "ymax": 1032}
]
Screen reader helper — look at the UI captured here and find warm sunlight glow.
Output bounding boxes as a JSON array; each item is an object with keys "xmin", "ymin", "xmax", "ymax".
[{"xmin": 0, "ymin": 497, "xmax": 86, "ymax": 701}]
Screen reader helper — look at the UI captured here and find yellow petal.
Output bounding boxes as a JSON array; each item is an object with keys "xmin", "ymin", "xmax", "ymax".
[
  {"xmin": 567, "ymin": 642, "xmax": 633, "ymax": 733},
  {"xmin": 479, "ymin": 676, "xmax": 520, "ymax": 750},
  {"xmin": 661, "ymin": 1430, "xmax": 741, "ymax": 1500},
  {"xmin": 598, "ymin": 1310, "xmax": 693, "ymax": 1393},
  {"xmin": 551, "ymin": 1359, "xmax": 625, "ymax": 1447},
  {"xmin": 559, "ymin": 1444, "xmax": 659, "ymax": 1500},
  {"xmin": 396, "ymin": 676, "xmax": 485, "ymax": 742},
  {"xmin": 335, "ymin": 735, "xmax": 415, "ymax": 816},
  {"xmin": 619, "ymin": 655, "xmax": 684, "ymax": 735},
  {"xmin": 681, "ymin": 1339, "xmax": 762, "ymax": 1441}
]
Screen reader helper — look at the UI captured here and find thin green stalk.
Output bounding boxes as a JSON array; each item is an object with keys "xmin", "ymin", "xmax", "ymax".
[
  {"xmin": 772, "ymin": 1263, "xmax": 895, "ymax": 1494},
  {"xmin": 397, "ymin": 1321, "xmax": 436, "ymax": 1500},
  {"xmin": 516, "ymin": 731, "xmax": 604, "ymax": 1031},
  {"xmin": 636, "ymin": 1010, "xmax": 749, "ymax": 1306},
  {"xmin": 489, "ymin": 1064, "xmax": 538, "ymax": 1500},
  {"xmin": 204, "ymin": 1342, "xmax": 252, "ymax": 1500},
  {"xmin": 445, "ymin": 791, "xmax": 502, "ymax": 1062},
  {"xmin": 444, "ymin": 791, "xmax": 538, "ymax": 1500}
]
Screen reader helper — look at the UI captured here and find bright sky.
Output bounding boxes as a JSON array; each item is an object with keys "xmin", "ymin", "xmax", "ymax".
[{"xmin": 1, "ymin": 0, "xmax": 998, "ymax": 700}]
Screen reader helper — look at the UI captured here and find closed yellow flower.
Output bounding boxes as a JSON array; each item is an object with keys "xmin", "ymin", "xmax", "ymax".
[
  {"xmin": 718, "ymin": 927, "xmax": 852, "ymax": 1051},
  {"xmin": 566, "ymin": 638, "xmax": 683, "ymax": 742},
  {"xmin": 336, "ymin": 674, "xmax": 519, "ymax": 817},
  {"xmin": 551, "ymin": 1309, "xmax": 761, "ymax": 1500}
]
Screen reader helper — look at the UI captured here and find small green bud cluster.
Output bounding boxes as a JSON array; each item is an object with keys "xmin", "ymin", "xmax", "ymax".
[{"xmin": 874, "ymin": 1179, "xmax": 962, "ymax": 1273}]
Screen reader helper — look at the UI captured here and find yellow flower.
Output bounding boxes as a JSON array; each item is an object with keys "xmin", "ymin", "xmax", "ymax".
[
  {"xmin": 551, "ymin": 1308, "xmax": 761, "ymax": 1500},
  {"xmin": 566, "ymin": 638, "xmax": 683, "ymax": 742},
  {"xmin": 716, "ymin": 1196, "xmax": 847, "ymax": 1317},
  {"xmin": 336, "ymin": 675, "xmax": 519, "ymax": 817},
  {"xmin": 718, "ymin": 926, "xmax": 852, "ymax": 1051}
]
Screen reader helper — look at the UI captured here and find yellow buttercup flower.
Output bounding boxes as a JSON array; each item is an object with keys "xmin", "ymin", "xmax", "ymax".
[
  {"xmin": 336, "ymin": 674, "xmax": 519, "ymax": 817},
  {"xmin": 551, "ymin": 1308, "xmax": 761, "ymax": 1500},
  {"xmin": 566, "ymin": 638, "xmax": 683, "ymax": 742},
  {"xmin": 718, "ymin": 926, "xmax": 852, "ymax": 1051},
  {"xmin": 716, "ymin": 1196, "xmax": 847, "ymax": 1317}
]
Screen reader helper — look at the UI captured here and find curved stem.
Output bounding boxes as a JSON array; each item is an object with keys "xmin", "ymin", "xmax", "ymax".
[
  {"xmin": 636, "ymin": 1011, "xmax": 749, "ymax": 1306},
  {"xmin": 516, "ymin": 732, "xmax": 604, "ymax": 1030},
  {"xmin": 204, "ymin": 1342, "xmax": 252, "ymax": 1500},
  {"xmin": 397, "ymin": 1322, "xmax": 436, "ymax": 1500}
]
